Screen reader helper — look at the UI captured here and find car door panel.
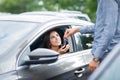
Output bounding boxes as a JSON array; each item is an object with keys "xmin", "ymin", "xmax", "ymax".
[
  {"xmin": 48, "ymin": 65, "xmax": 92, "ymax": 80},
  {"xmin": 17, "ymin": 49, "xmax": 92, "ymax": 80},
  {"xmin": 48, "ymin": 50, "xmax": 92, "ymax": 80},
  {"xmin": 0, "ymin": 71, "xmax": 18, "ymax": 80},
  {"xmin": 17, "ymin": 24, "xmax": 92, "ymax": 80}
]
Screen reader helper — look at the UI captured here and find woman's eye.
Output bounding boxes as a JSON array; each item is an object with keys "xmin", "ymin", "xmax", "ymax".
[
  {"xmin": 50, "ymin": 34, "xmax": 59, "ymax": 39},
  {"xmin": 50, "ymin": 36, "xmax": 55, "ymax": 39},
  {"xmin": 56, "ymin": 34, "xmax": 59, "ymax": 37}
]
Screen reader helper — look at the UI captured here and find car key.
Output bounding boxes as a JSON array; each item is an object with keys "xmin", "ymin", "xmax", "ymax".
[{"xmin": 62, "ymin": 38, "xmax": 68, "ymax": 49}]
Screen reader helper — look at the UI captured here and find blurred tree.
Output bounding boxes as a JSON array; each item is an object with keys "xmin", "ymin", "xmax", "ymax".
[
  {"xmin": 84, "ymin": 0, "xmax": 97, "ymax": 22},
  {"xmin": 0, "ymin": 0, "xmax": 41, "ymax": 13},
  {"xmin": 0, "ymin": 0, "xmax": 97, "ymax": 22},
  {"xmin": 41, "ymin": 0, "xmax": 97, "ymax": 22}
]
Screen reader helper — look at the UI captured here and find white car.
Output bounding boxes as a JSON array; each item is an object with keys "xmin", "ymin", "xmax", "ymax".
[{"xmin": 0, "ymin": 15, "xmax": 93, "ymax": 80}]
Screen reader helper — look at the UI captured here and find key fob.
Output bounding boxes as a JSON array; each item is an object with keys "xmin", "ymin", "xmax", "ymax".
[{"xmin": 62, "ymin": 38, "xmax": 68, "ymax": 49}]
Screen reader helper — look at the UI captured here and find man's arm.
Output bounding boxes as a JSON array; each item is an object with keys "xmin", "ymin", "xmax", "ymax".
[
  {"xmin": 80, "ymin": 24, "xmax": 94, "ymax": 34},
  {"xmin": 92, "ymin": 0, "xmax": 118, "ymax": 59}
]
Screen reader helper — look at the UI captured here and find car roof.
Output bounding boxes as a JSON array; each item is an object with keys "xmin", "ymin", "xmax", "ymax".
[
  {"xmin": 21, "ymin": 11, "xmax": 58, "ymax": 16},
  {"xmin": 0, "ymin": 14, "xmax": 93, "ymax": 25},
  {"xmin": 20, "ymin": 11, "xmax": 91, "ymax": 21},
  {"xmin": 21, "ymin": 11, "xmax": 86, "ymax": 16},
  {"xmin": 60, "ymin": 10, "xmax": 83, "ymax": 14},
  {"xmin": 0, "ymin": 14, "xmax": 66, "ymax": 23}
]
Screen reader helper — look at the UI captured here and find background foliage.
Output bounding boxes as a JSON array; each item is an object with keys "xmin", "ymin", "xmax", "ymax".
[{"xmin": 0, "ymin": 0, "xmax": 97, "ymax": 22}]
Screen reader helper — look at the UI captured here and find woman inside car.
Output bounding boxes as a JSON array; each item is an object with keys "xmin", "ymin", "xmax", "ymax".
[{"xmin": 42, "ymin": 28, "xmax": 69, "ymax": 54}]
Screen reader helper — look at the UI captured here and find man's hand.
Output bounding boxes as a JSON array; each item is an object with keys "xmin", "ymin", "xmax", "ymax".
[
  {"xmin": 89, "ymin": 58, "xmax": 100, "ymax": 72},
  {"xmin": 64, "ymin": 28, "xmax": 80, "ymax": 38}
]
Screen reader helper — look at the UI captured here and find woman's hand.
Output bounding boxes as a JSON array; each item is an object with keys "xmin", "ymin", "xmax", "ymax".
[{"xmin": 58, "ymin": 44, "xmax": 70, "ymax": 54}]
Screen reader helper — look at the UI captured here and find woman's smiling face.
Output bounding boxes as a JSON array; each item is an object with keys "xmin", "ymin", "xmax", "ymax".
[{"xmin": 49, "ymin": 31, "xmax": 61, "ymax": 47}]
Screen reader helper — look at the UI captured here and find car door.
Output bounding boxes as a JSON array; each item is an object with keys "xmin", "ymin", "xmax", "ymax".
[{"xmin": 16, "ymin": 24, "xmax": 92, "ymax": 80}]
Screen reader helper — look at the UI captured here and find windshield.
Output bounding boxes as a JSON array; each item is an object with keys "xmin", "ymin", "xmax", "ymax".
[{"xmin": 0, "ymin": 21, "xmax": 38, "ymax": 55}]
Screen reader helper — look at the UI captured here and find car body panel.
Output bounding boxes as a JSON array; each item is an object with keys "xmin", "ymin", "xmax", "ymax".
[{"xmin": 0, "ymin": 71, "xmax": 18, "ymax": 80}]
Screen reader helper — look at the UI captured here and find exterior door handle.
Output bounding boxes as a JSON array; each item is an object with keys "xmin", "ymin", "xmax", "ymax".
[
  {"xmin": 74, "ymin": 68, "xmax": 85, "ymax": 73},
  {"xmin": 74, "ymin": 68, "xmax": 85, "ymax": 78}
]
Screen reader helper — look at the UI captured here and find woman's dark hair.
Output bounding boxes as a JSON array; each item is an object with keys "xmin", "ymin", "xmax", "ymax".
[{"xmin": 42, "ymin": 28, "xmax": 64, "ymax": 49}]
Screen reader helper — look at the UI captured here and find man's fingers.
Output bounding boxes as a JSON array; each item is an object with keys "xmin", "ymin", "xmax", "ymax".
[
  {"xmin": 89, "ymin": 65, "xmax": 94, "ymax": 72},
  {"xmin": 64, "ymin": 31, "xmax": 69, "ymax": 38},
  {"xmin": 89, "ymin": 66, "xmax": 96, "ymax": 72},
  {"xmin": 88, "ymin": 60, "xmax": 99, "ymax": 72}
]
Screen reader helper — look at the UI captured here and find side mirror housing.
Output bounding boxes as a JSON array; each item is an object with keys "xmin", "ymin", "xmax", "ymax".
[{"xmin": 25, "ymin": 48, "xmax": 59, "ymax": 65}]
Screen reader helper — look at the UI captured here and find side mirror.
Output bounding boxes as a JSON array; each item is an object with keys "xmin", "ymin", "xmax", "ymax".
[{"xmin": 25, "ymin": 48, "xmax": 59, "ymax": 65}]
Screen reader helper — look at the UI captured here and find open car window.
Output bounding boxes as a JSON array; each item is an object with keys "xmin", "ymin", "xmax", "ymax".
[{"xmin": 30, "ymin": 26, "xmax": 72, "ymax": 54}]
